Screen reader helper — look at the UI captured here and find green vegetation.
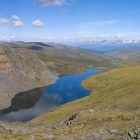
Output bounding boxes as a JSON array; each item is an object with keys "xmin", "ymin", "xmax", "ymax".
[
  {"xmin": 36, "ymin": 47, "xmax": 118, "ymax": 75},
  {"xmin": 105, "ymin": 49, "xmax": 140, "ymax": 60},
  {"xmin": 119, "ymin": 60, "xmax": 140, "ymax": 68},
  {"xmin": 1, "ymin": 42, "xmax": 121, "ymax": 75},
  {"xmin": 82, "ymin": 66, "xmax": 140, "ymax": 111},
  {"xmin": 0, "ymin": 61, "xmax": 7, "ymax": 63},
  {"xmin": 35, "ymin": 76, "xmax": 42, "ymax": 83},
  {"xmin": 42, "ymin": 58, "xmax": 92, "ymax": 75},
  {"xmin": 30, "ymin": 66, "xmax": 140, "ymax": 125},
  {"xmin": 0, "ymin": 133, "xmax": 26, "ymax": 140},
  {"xmin": 0, "ymin": 43, "xmax": 139, "ymax": 139}
]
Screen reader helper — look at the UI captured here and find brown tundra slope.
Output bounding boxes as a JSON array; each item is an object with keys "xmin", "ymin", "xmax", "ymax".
[{"xmin": 0, "ymin": 46, "xmax": 57, "ymax": 109}]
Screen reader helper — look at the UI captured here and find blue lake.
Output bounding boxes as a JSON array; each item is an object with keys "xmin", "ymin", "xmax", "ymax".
[{"xmin": 0, "ymin": 69, "xmax": 100, "ymax": 122}]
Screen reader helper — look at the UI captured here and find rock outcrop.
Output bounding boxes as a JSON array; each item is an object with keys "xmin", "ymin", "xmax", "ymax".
[{"xmin": 0, "ymin": 46, "xmax": 57, "ymax": 109}]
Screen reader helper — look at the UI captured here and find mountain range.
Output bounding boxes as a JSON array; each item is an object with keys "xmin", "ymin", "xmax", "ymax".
[{"xmin": 0, "ymin": 42, "xmax": 139, "ymax": 140}]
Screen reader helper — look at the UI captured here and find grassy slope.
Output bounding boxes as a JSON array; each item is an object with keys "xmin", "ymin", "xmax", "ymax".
[
  {"xmin": 1, "ymin": 66, "xmax": 140, "ymax": 139},
  {"xmin": 1, "ymin": 43, "xmax": 139, "ymax": 139},
  {"xmin": 105, "ymin": 49, "xmax": 140, "ymax": 60},
  {"xmin": 30, "ymin": 66, "xmax": 140, "ymax": 126},
  {"xmin": 8, "ymin": 42, "xmax": 118, "ymax": 75},
  {"xmin": 36, "ymin": 46, "xmax": 118, "ymax": 75},
  {"xmin": 82, "ymin": 66, "xmax": 140, "ymax": 111}
]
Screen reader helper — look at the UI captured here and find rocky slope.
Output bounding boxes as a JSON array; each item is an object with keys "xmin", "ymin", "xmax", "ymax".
[{"xmin": 0, "ymin": 46, "xmax": 57, "ymax": 109}]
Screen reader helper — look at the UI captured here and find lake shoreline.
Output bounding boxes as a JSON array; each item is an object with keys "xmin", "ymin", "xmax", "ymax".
[{"xmin": 0, "ymin": 69, "xmax": 100, "ymax": 122}]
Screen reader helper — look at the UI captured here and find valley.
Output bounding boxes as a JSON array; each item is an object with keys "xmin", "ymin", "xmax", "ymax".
[
  {"xmin": 0, "ymin": 42, "xmax": 139, "ymax": 140},
  {"xmin": 1, "ymin": 0, "xmax": 140, "ymax": 139}
]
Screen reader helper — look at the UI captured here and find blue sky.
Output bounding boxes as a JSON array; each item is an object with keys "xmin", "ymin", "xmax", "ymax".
[{"xmin": 0, "ymin": 0, "xmax": 140, "ymax": 42}]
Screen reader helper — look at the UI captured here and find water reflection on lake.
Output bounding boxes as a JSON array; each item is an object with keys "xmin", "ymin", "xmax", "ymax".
[{"xmin": 0, "ymin": 69, "xmax": 100, "ymax": 122}]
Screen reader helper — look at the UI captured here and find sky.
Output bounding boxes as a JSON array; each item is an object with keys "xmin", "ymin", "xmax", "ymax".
[{"xmin": 0, "ymin": 0, "xmax": 140, "ymax": 42}]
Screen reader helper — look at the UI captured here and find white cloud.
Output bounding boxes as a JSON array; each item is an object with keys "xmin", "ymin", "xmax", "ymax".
[
  {"xmin": 32, "ymin": 20, "xmax": 45, "ymax": 27},
  {"xmin": 0, "ymin": 36, "xmax": 16, "ymax": 42},
  {"xmin": 10, "ymin": 36, "xmax": 16, "ymax": 39},
  {"xmin": 12, "ymin": 21, "xmax": 24, "ymax": 27},
  {"xmin": 36, "ymin": 0, "xmax": 65, "ymax": 6},
  {"xmin": 0, "ymin": 18, "xmax": 10, "ymax": 24},
  {"xmin": 122, "ymin": 40, "xmax": 139, "ymax": 44},
  {"xmin": 59, "ymin": 35, "xmax": 140, "ymax": 45},
  {"xmin": 0, "ymin": 15, "xmax": 24, "ymax": 27},
  {"xmin": 10, "ymin": 15, "xmax": 24, "ymax": 27},
  {"xmin": 115, "ymin": 34, "xmax": 124, "ymax": 39},
  {"xmin": 11, "ymin": 15, "xmax": 20, "ymax": 21}
]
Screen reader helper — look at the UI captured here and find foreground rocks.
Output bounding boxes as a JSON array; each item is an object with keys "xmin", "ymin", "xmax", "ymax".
[
  {"xmin": 38, "ymin": 110, "xmax": 140, "ymax": 140},
  {"xmin": 128, "ymin": 131, "xmax": 140, "ymax": 139},
  {"xmin": 0, "ymin": 109, "xmax": 139, "ymax": 140},
  {"xmin": 0, "ymin": 121, "xmax": 26, "ymax": 134}
]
